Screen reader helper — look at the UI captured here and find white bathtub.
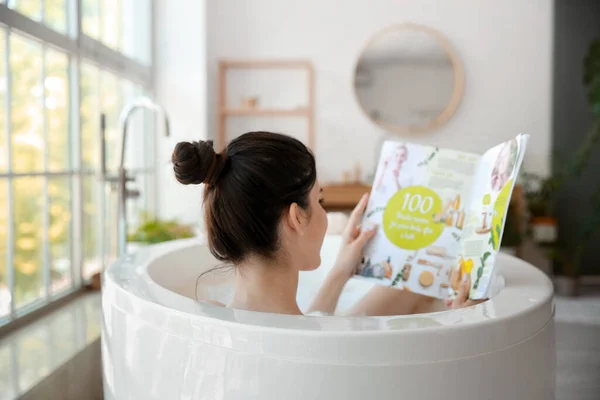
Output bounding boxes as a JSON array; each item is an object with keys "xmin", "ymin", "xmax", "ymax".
[{"xmin": 101, "ymin": 235, "xmax": 555, "ymax": 400}]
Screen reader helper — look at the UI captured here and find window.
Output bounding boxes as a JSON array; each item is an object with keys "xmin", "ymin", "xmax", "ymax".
[
  {"xmin": 7, "ymin": 0, "xmax": 67, "ymax": 33},
  {"xmin": 0, "ymin": 0, "xmax": 154, "ymax": 327},
  {"xmin": 82, "ymin": 0, "xmax": 151, "ymax": 65}
]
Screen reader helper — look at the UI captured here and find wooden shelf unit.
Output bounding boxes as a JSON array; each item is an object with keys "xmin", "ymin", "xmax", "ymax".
[
  {"xmin": 217, "ymin": 59, "xmax": 314, "ymax": 151},
  {"xmin": 220, "ymin": 108, "xmax": 310, "ymax": 117}
]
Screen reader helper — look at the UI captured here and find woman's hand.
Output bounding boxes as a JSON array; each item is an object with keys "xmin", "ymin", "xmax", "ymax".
[
  {"xmin": 445, "ymin": 274, "xmax": 487, "ymax": 309},
  {"xmin": 331, "ymin": 193, "xmax": 378, "ymax": 280},
  {"xmin": 307, "ymin": 194, "xmax": 377, "ymax": 315}
]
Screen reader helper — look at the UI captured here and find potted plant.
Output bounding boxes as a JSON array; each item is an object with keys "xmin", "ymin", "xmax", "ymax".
[
  {"xmin": 127, "ymin": 214, "xmax": 196, "ymax": 250},
  {"xmin": 518, "ymin": 35, "xmax": 600, "ymax": 296},
  {"xmin": 550, "ymin": 35, "xmax": 600, "ymax": 295},
  {"xmin": 545, "ymin": 242, "xmax": 579, "ymax": 296},
  {"xmin": 498, "ymin": 201, "xmax": 523, "ymax": 256},
  {"xmin": 521, "ymin": 172, "xmax": 559, "ymax": 244},
  {"xmin": 556, "ymin": 184, "xmax": 600, "ymax": 295}
]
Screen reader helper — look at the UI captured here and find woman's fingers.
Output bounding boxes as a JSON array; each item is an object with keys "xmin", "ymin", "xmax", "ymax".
[
  {"xmin": 449, "ymin": 274, "xmax": 487, "ymax": 309},
  {"xmin": 348, "ymin": 193, "xmax": 369, "ymax": 227},
  {"xmin": 354, "ymin": 225, "xmax": 377, "ymax": 248},
  {"xmin": 451, "ymin": 274, "xmax": 470, "ymax": 308},
  {"xmin": 342, "ymin": 221, "xmax": 359, "ymax": 239},
  {"xmin": 342, "ymin": 193, "xmax": 370, "ymax": 239}
]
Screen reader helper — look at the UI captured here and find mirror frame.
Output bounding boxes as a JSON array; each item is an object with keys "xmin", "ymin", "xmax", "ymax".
[{"xmin": 354, "ymin": 23, "xmax": 465, "ymax": 134}]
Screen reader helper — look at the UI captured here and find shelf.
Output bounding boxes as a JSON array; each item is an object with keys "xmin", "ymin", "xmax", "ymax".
[
  {"xmin": 217, "ymin": 58, "xmax": 314, "ymax": 150},
  {"xmin": 221, "ymin": 108, "xmax": 310, "ymax": 117},
  {"xmin": 220, "ymin": 59, "xmax": 312, "ymax": 69}
]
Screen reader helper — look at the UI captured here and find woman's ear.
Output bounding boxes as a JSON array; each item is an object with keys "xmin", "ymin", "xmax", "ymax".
[{"xmin": 285, "ymin": 203, "xmax": 306, "ymax": 235}]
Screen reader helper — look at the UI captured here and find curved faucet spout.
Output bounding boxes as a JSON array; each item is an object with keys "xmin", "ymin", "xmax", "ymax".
[
  {"xmin": 108, "ymin": 97, "xmax": 170, "ymax": 259},
  {"xmin": 116, "ymin": 96, "xmax": 170, "ymax": 171}
]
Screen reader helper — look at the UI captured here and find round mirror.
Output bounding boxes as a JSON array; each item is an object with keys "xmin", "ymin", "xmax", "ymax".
[{"xmin": 354, "ymin": 24, "xmax": 464, "ymax": 134}]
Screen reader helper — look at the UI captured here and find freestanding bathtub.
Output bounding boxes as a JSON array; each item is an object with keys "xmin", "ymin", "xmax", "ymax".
[{"xmin": 101, "ymin": 235, "xmax": 555, "ymax": 400}]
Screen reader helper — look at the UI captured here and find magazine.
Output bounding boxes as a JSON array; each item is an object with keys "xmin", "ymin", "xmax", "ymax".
[{"xmin": 356, "ymin": 134, "xmax": 529, "ymax": 300}]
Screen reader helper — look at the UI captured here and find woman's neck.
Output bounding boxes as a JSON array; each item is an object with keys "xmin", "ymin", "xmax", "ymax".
[{"xmin": 229, "ymin": 256, "xmax": 302, "ymax": 315}]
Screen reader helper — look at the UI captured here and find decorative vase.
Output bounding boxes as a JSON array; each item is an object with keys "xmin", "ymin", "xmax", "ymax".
[
  {"xmin": 530, "ymin": 216, "xmax": 558, "ymax": 244},
  {"xmin": 241, "ymin": 96, "xmax": 259, "ymax": 108},
  {"xmin": 554, "ymin": 275, "xmax": 579, "ymax": 297}
]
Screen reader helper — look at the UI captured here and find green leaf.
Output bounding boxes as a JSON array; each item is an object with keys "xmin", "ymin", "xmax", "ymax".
[
  {"xmin": 473, "ymin": 266, "xmax": 484, "ymax": 290},
  {"xmin": 577, "ymin": 182, "xmax": 600, "ymax": 242},
  {"xmin": 482, "ymin": 251, "xmax": 492, "ymax": 264},
  {"xmin": 128, "ymin": 213, "xmax": 195, "ymax": 244},
  {"xmin": 391, "ymin": 273, "xmax": 402, "ymax": 287},
  {"xmin": 488, "ymin": 233, "xmax": 496, "ymax": 249},
  {"xmin": 588, "ymin": 85, "xmax": 600, "ymax": 105},
  {"xmin": 366, "ymin": 207, "xmax": 385, "ymax": 218},
  {"xmin": 417, "ymin": 147, "xmax": 439, "ymax": 167}
]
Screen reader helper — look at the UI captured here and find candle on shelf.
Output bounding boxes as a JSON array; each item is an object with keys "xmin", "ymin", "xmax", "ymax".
[
  {"xmin": 342, "ymin": 171, "xmax": 351, "ymax": 184},
  {"xmin": 354, "ymin": 163, "xmax": 361, "ymax": 183}
]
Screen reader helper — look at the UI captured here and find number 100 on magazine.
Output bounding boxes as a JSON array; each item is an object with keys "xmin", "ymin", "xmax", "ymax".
[{"xmin": 383, "ymin": 186, "xmax": 444, "ymax": 250}]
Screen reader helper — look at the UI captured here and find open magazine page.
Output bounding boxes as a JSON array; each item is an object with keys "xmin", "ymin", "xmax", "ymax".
[
  {"xmin": 357, "ymin": 140, "xmax": 480, "ymax": 299},
  {"xmin": 449, "ymin": 134, "xmax": 529, "ymax": 300}
]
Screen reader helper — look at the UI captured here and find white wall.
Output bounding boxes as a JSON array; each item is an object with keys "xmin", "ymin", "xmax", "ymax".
[
  {"xmin": 154, "ymin": 0, "xmax": 207, "ymax": 224},
  {"xmin": 206, "ymin": 0, "xmax": 554, "ymax": 183}
]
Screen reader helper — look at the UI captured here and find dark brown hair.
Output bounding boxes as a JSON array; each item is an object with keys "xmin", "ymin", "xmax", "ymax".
[{"xmin": 172, "ymin": 132, "xmax": 316, "ymax": 264}]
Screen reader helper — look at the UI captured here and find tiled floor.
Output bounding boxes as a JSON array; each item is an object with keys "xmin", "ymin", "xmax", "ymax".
[
  {"xmin": 555, "ymin": 290, "xmax": 600, "ymax": 400},
  {"xmin": 0, "ymin": 293, "xmax": 101, "ymax": 400}
]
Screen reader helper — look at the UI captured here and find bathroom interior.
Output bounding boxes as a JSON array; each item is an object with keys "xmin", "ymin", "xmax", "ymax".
[{"xmin": 0, "ymin": 0, "xmax": 599, "ymax": 399}]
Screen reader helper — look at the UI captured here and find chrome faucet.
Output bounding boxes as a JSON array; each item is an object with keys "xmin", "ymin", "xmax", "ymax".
[{"xmin": 100, "ymin": 97, "xmax": 170, "ymax": 260}]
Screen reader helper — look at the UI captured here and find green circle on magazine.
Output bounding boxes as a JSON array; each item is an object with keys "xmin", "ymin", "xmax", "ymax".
[
  {"xmin": 490, "ymin": 179, "xmax": 512, "ymax": 250},
  {"xmin": 383, "ymin": 186, "xmax": 444, "ymax": 250}
]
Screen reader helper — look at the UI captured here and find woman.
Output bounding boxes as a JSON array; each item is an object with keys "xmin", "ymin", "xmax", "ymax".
[
  {"xmin": 374, "ymin": 143, "xmax": 409, "ymax": 193},
  {"xmin": 491, "ymin": 138, "xmax": 519, "ymax": 192},
  {"xmin": 172, "ymin": 132, "xmax": 477, "ymax": 316}
]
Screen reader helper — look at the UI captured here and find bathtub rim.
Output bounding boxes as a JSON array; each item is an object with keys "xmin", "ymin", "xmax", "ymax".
[
  {"xmin": 102, "ymin": 235, "xmax": 554, "ymax": 364},
  {"xmin": 104, "ymin": 236, "xmax": 555, "ymax": 334}
]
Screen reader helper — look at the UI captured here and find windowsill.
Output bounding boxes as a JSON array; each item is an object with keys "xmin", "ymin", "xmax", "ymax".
[{"xmin": 0, "ymin": 291, "xmax": 102, "ymax": 399}]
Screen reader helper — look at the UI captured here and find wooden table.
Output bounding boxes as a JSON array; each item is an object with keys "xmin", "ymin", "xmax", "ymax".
[{"xmin": 321, "ymin": 183, "xmax": 371, "ymax": 212}]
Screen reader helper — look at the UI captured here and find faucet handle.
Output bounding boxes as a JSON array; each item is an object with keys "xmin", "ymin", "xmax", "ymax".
[
  {"xmin": 126, "ymin": 189, "xmax": 141, "ymax": 199},
  {"xmin": 105, "ymin": 174, "xmax": 136, "ymax": 184},
  {"xmin": 99, "ymin": 113, "xmax": 107, "ymax": 181}
]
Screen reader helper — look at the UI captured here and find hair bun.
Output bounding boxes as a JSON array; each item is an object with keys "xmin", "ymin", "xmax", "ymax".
[{"xmin": 172, "ymin": 140, "xmax": 226, "ymax": 185}]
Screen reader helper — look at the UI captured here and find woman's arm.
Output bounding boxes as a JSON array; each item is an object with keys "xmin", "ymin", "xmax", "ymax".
[
  {"xmin": 307, "ymin": 194, "xmax": 376, "ymax": 315},
  {"xmin": 347, "ymin": 286, "xmax": 431, "ymax": 316},
  {"xmin": 348, "ymin": 273, "xmax": 484, "ymax": 316},
  {"xmin": 306, "ymin": 269, "xmax": 350, "ymax": 315}
]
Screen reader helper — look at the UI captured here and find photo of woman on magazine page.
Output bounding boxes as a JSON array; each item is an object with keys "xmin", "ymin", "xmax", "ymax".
[
  {"xmin": 491, "ymin": 138, "xmax": 519, "ymax": 192},
  {"xmin": 373, "ymin": 144, "xmax": 423, "ymax": 195}
]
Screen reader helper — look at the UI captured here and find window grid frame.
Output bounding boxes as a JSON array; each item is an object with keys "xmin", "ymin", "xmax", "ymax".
[{"xmin": 0, "ymin": 0, "xmax": 154, "ymax": 329}]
